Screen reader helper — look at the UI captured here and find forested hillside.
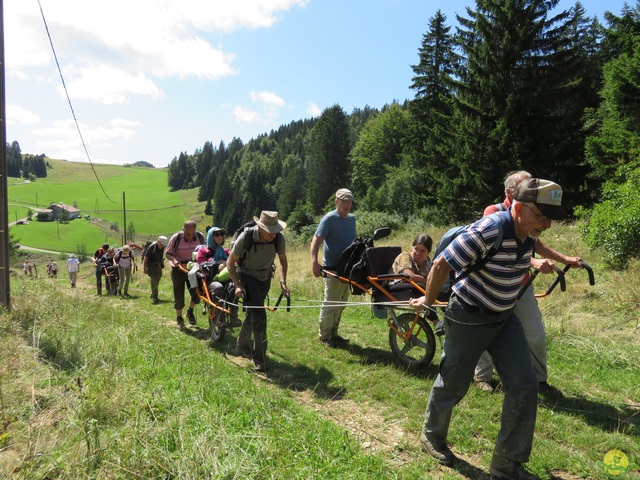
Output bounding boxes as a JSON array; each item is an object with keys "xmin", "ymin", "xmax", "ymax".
[{"xmin": 164, "ymin": 2, "xmax": 640, "ymax": 266}]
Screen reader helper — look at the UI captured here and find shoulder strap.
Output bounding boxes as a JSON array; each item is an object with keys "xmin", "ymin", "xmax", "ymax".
[{"xmin": 452, "ymin": 212, "xmax": 504, "ymax": 286}]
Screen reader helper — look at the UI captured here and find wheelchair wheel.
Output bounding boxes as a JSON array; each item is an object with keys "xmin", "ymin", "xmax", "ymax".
[
  {"xmin": 388, "ymin": 313, "xmax": 436, "ymax": 369},
  {"xmin": 209, "ymin": 305, "xmax": 227, "ymax": 342}
]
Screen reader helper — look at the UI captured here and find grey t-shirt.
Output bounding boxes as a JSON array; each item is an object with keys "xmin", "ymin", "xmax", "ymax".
[{"xmin": 231, "ymin": 227, "xmax": 285, "ymax": 282}]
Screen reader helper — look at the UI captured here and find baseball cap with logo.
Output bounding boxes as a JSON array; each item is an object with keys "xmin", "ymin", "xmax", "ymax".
[{"xmin": 513, "ymin": 178, "xmax": 567, "ymax": 220}]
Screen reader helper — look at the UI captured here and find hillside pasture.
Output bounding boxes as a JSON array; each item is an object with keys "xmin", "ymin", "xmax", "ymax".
[{"xmin": 7, "ymin": 160, "xmax": 207, "ymax": 251}]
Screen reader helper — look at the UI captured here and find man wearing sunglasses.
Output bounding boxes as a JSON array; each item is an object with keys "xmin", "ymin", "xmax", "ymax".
[{"xmin": 410, "ymin": 179, "xmax": 568, "ymax": 480}]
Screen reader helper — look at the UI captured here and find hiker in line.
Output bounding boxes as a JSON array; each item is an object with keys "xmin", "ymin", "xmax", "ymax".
[
  {"xmin": 92, "ymin": 242, "xmax": 109, "ymax": 295},
  {"xmin": 473, "ymin": 171, "xmax": 582, "ymax": 398},
  {"xmin": 115, "ymin": 245, "xmax": 136, "ymax": 298},
  {"xmin": 143, "ymin": 236, "xmax": 167, "ymax": 305},
  {"xmin": 310, "ymin": 188, "xmax": 356, "ymax": 347},
  {"xmin": 66, "ymin": 254, "xmax": 80, "ymax": 288},
  {"xmin": 98, "ymin": 247, "xmax": 118, "ymax": 295},
  {"xmin": 165, "ymin": 221, "xmax": 206, "ymax": 330},
  {"xmin": 409, "ymin": 178, "xmax": 568, "ymax": 480},
  {"xmin": 227, "ymin": 211, "xmax": 289, "ymax": 373}
]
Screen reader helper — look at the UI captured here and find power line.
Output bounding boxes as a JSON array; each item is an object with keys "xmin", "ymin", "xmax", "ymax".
[{"xmin": 36, "ymin": 0, "xmax": 116, "ymax": 203}]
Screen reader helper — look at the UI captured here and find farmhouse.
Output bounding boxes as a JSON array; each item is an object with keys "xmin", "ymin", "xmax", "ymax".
[{"xmin": 35, "ymin": 202, "xmax": 81, "ymax": 222}]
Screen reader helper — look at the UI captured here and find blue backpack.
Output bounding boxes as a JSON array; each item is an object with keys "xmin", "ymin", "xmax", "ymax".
[{"xmin": 433, "ymin": 212, "xmax": 504, "ymax": 301}]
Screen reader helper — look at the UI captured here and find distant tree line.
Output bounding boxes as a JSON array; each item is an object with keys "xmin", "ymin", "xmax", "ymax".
[
  {"xmin": 167, "ymin": 3, "xmax": 638, "ymax": 233},
  {"xmin": 6, "ymin": 141, "xmax": 48, "ymax": 180}
]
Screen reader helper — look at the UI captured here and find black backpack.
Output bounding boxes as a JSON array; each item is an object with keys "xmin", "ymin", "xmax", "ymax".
[
  {"xmin": 336, "ymin": 236, "xmax": 374, "ymax": 295},
  {"xmin": 233, "ymin": 221, "xmax": 282, "ymax": 266}
]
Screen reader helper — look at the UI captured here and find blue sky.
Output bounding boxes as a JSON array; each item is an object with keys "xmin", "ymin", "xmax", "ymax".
[{"xmin": 5, "ymin": 0, "xmax": 630, "ymax": 168}]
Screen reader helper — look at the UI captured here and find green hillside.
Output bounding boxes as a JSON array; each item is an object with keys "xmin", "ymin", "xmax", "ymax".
[{"xmin": 7, "ymin": 159, "xmax": 207, "ymax": 251}]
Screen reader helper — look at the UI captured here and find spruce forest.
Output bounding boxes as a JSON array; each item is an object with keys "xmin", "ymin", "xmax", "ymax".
[{"xmin": 165, "ymin": 2, "xmax": 640, "ymax": 269}]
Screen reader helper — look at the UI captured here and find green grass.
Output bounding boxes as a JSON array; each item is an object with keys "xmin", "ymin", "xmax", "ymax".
[
  {"xmin": 1, "ymin": 222, "xmax": 639, "ymax": 479},
  {"xmin": 8, "ymin": 159, "xmax": 207, "ymax": 252}
]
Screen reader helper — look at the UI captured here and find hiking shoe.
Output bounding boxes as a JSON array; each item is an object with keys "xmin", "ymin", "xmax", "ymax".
[
  {"xmin": 419, "ymin": 432, "xmax": 455, "ymax": 466},
  {"xmin": 186, "ymin": 309, "xmax": 197, "ymax": 326},
  {"xmin": 177, "ymin": 316, "xmax": 186, "ymax": 331},
  {"xmin": 475, "ymin": 380, "xmax": 496, "ymax": 393},
  {"xmin": 151, "ymin": 298, "xmax": 160, "ymax": 305},
  {"xmin": 490, "ymin": 455, "xmax": 540, "ymax": 480},
  {"xmin": 253, "ymin": 358, "xmax": 267, "ymax": 372},
  {"xmin": 538, "ymin": 381, "xmax": 563, "ymax": 399},
  {"xmin": 330, "ymin": 334, "xmax": 349, "ymax": 343},
  {"xmin": 320, "ymin": 338, "xmax": 338, "ymax": 348}
]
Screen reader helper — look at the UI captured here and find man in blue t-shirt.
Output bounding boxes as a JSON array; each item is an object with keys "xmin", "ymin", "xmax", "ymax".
[
  {"xmin": 311, "ymin": 188, "xmax": 357, "ymax": 346},
  {"xmin": 410, "ymin": 178, "xmax": 568, "ymax": 480}
]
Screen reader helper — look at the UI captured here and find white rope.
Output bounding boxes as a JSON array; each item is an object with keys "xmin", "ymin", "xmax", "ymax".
[{"xmin": 219, "ymin": 297, "xmax": 441, "ymax": 313}]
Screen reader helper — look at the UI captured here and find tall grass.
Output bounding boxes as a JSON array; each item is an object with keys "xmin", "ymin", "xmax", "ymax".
[{"xmin": 1, "ymin": 223, "xmax": 639, "ymax": 479}]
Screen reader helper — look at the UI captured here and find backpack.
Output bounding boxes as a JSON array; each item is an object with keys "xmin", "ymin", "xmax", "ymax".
[
  {"xmin": 141, "ymin": 240, "xmax": 154, "ymax": 258},
  {"xmin": 335, "ymin": 236, "xmax": 374, "ymax": 295},
  {"xmin": 233, "ymin": 221, "xmax": 282, "ymax": 266},
  {"xmin": 173, "ymin": 231, "xmax": 206, "ymax": 251},
  {"xmin": 192, "ymin": 244, "xmax": 207, "ymax": 262},
  {"xmin": 433, "ymin": 212, "xmax": 504, "ymax": 302}
]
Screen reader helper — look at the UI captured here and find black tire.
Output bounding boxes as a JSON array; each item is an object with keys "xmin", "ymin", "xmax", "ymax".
[
  {"xmin": 388, "ymin": 313, "xmax": 436, "ymax": 369},
  {"xmin": 209, "ymin": 305, "xmax": 227, "ymax": 342}
]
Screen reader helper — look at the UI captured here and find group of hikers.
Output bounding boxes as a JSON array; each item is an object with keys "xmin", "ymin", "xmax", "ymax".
[{"xmin": 76, "ymin": 172, "xmax": 580, "ymax": 480}]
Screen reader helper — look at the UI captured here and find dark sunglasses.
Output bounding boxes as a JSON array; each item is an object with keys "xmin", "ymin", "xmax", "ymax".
[{"xmin": 213, "ymin": 231, "xmax": 225, "ymax": 237}]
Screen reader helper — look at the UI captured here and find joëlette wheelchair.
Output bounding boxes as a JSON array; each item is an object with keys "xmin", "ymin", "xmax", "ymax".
[
  {"xmin": 178, "ymin": 263, "xmax": 237, "ymax": 342},
  {"xmin": 323, "ymin": 229, "xmax": 442, "ymax": 370}
]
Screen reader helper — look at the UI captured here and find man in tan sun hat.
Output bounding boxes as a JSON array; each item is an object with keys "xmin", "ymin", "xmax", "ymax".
[
  {"xmin": 311, "ymin": 188, "xmax": 356, "ymax": 347},
  {"xmin": 227, "ymin": 211, "xmax": 289, "ymax": 373}
]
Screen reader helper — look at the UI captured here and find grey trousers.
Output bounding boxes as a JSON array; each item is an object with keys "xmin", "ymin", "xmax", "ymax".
[
  {"xmin": 424, "ymin": 296, "xmax": 538, "ymax": 462},
  {"xmin": 475, "ymin": 285, "xmax": 547, "ymax": 382}
]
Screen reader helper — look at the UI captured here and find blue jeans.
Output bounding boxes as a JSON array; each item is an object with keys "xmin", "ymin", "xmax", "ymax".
[{"xmin": 424, "ymin": 295, "xmax": 538, "ymax": 462}]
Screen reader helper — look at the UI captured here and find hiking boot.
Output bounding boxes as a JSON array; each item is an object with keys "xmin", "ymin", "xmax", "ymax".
[
  {"xmin": 330, "ymin": 334, "xmax": 349, "ymax": 343},
  {"xmin": 151, "ymin": 298, "xmax": 160, "ymax": 305},
  {"xmin": 186, "ymin": 308, "xmax": 197, "ymax": 326},
  {"xmin": 538, "ymin": 381, "xmax": 563, "ymax": 399},
  {"xmin": 474, "ymin": 380, "xmax": 496, "ymax": 393},
  {"xmin": 419, "ymin": 432, "xmax": 455, "ymax": 466},
  {"xmin": 177, "ymin": 316, "xmax": 186, "ymax": 331},
  {"xmin": 490, "ymin": 454, "xmax": 540, "ymax": 480}
]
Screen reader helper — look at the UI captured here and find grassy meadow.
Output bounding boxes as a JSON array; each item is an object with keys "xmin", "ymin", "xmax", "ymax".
[
  {"xmin": 8, "ymin": 160, "xmax": 205, "ymax": 252},
  {"xmin": 1, "ymin": 208, "xmax": 639, "ymax": 479}
]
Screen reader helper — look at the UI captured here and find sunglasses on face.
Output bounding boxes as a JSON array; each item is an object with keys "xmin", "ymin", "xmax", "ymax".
[{"xmin": 213, "ymin": 232, "xmax": 224, "ymax": 237}]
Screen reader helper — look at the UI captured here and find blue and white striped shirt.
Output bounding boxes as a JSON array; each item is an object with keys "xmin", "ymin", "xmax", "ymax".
[{"xmin": 444, "ymin": 211, "xmax": 534, "ymax": 312}]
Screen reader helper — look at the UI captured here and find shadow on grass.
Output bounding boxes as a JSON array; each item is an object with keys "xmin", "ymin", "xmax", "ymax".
[
  {"xmin": 342, "ymin": 341, "xmax": 441, "ymax": 380},
  {"xmin": 540, "ymin": 392, "xmax": 640, "ymax": 434}
]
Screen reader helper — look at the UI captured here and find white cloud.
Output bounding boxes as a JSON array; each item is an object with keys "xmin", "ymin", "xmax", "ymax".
[
  {"xmin": 4, "ymin": 0, "xmax": 308, "ymax": 81},
  {"xmin": 233, "ymin": 106, "xmax": 263, "ymax": 124},
  {"xmin": 250, "ymin": 91, "xmax": 286, "ymax": 107},
  {"xmin": 60, "ymin": 64, "xmax": 163, "ymax": 104},
  {"xmin": 307, "ymin": 102, "xmax": 321, "ymax": 117},
  {"xmin": 7, "ymin": 105, "xmax": 40, "ymax": 126}
]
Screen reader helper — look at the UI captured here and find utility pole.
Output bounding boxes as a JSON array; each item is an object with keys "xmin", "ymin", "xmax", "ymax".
[{"xmin": 0, "ymin": 0, "xmax": 11, "ymax": 309}]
